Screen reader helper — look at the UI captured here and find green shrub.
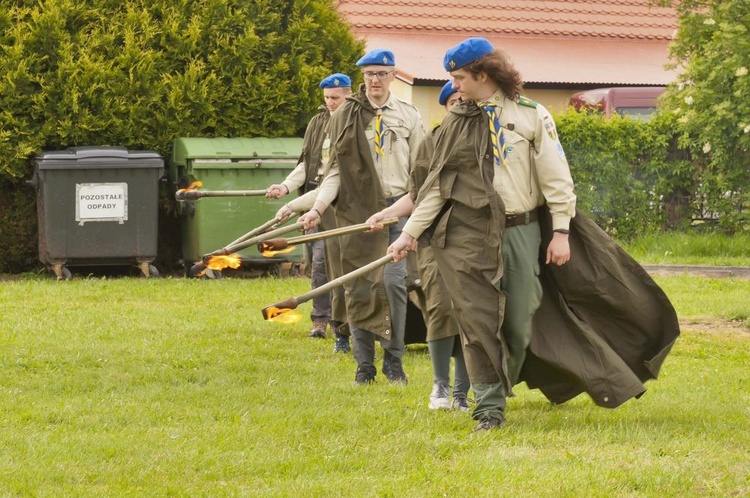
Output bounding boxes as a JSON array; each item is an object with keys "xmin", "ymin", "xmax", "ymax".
[
  {"xmin": 0, "ymin": 0, "xmax": 363, "ymax": 272},
  {"xmin": 0, "ymin": 180, "xmax": 38, "ymax": 273},
  {"xmin": 556, "ymin": 110, "xmax": 696, "ymax": 239},
  {"xmin": 658, "ymin": 0, "xmax": 750, "ymax": 231},
  {"xmin": 0, "ymin": 0, "xmax": 364, "ymax": 179}
]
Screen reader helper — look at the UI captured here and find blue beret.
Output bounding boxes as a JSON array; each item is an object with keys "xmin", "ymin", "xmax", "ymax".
[
  {"xmin": 356, "ymin": 49, "xmax": 396, "ymax": 67},
  {"xmin": 438, "ymin": 81, "xmax": 457, "ymax": 106},
  {"xmin": 444, "ymin": 37, "xmax": 495, "ymax": 71},
  {"xmin": 319, "ymin": 73, "xmax": 351, "ymax": 89}
]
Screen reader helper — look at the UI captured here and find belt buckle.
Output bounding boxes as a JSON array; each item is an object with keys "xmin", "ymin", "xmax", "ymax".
[{"xmin": 523, "ymin": 211, "xmax": 530, "ymax": 225}]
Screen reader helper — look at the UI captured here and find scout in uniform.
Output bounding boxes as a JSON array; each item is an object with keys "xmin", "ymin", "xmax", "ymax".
[
  {"xmin": 389, "ymin": 38, "xmax": 680, "ymax": 431},
  {"xmin": 300, "ymin": 49, "xmax": 426, "ymax": 385},
  {"xmin": 366, "ymin": 81, "xmax": 470, "ymax": 410},
  {"xmin": 267, "ymin": 73, "xmax": 352, "ymax": 352}
]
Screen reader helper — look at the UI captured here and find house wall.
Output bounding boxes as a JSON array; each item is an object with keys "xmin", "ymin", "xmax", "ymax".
[{"xmin": 392, "ymin": 81, "xmax": 579, "ymax": 130}]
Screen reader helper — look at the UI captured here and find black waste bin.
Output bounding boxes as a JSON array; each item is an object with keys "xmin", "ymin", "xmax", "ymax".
[{"xmin": 31, "ymin": 147, "xmax": 164, "ymax": 279}]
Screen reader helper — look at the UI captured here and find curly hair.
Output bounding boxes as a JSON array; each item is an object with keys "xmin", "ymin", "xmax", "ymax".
[{"xmin": 464, "ymin": 49, "xmax": 524, "ymax": 100}]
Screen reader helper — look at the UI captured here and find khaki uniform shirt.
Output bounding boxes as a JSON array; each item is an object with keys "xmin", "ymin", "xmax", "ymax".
[
  {"xmin": 404, "ymin": 92, "xmax": 576, "ymax": 238},
  {"xmin": 281, "ymin": 109, "xmax": 331, "ymax": 194},
  {"xmin": 316, "ymin": 93, "xmax": 425, "ymax": 207},
  {"xmin": 280, "ymin": 161, "xmax": 310, "ymax": 194}
]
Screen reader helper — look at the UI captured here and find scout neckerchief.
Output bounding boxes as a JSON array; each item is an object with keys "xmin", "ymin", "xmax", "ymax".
[
  {"xmin": 481, "ymin": 103, "xmax": 507, "ymax": 168},
  {"xmin": 373, "ymin": 106, "xmax": 388, "ymax": 160}
]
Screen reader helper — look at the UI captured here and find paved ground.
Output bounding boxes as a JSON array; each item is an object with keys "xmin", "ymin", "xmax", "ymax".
[{"xmin": 641, "ymin": 264, "xmax": 750, "ymax": 279}]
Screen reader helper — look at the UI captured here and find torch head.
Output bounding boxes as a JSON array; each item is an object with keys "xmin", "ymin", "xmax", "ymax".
[
  {"xmin": 176, "ymin": 181, "xmax": 203, "ymax": 202},
  {"xmin": 181, "ymin": 190, "xmax": 202, "ymax": 201},
  {"xmin": 201, "ymin": 248, "xmax": 230, "ymax": 264},
  {"xmin": 189, "ymin": 261, "xmax": 207, "ymax": 277},
  {"xmin": 257, "ymin": 239, "xmax": 289, "ymax": 253},
  {"xmin": 261, "ymin": 298, "xmax": 298, "ymax": 320}
]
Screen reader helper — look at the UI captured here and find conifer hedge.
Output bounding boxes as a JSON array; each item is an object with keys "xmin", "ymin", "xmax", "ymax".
[{"xmin": 0, "ymin": 0, "xmax": 364, "ymax": 272}]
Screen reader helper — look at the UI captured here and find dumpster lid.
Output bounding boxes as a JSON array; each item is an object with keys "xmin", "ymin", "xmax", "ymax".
[
  {"xmin": 172, "ymin": 137, "xmax": 303, "ymax": 166},
  {"xmin": 36, "ymin": 147, "xmax": 163, "ymax": 169}
]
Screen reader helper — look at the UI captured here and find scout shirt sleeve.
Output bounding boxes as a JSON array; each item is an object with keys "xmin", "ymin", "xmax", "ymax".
[
  {"xmin": 281, "ymin": 161, "xmax": 308, "ymax": 193},
  {"xmin": 401, "ymin": 181, "xmax": 442, "ymax": 240},
  {"xmin": 313, "ymin": 159, "xmax": 340, "ymax": 208},
  {"xmin": 406, "ymin": 109, "xmax": 427, "ymax": 174},
  {"xmin": 286, "ymin": 188, "xmax": 318, "ymax": 213},
  {"xmin": 533, "ymin": 104, "xmax": 577, "ymax": 231}
]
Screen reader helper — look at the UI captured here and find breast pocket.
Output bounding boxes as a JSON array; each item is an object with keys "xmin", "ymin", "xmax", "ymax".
[
  {"xmin": 385, "ymin": 125, "xmax": 410, "ymax": 156},
  {"xmin": 503, "ymin": 130, "xmax": 530, "ymax": 168}
]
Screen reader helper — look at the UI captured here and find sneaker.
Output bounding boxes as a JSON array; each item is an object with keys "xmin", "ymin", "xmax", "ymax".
[
  {"xmin": 307, "ymin": 321, "xmax": 327, "ymax": 339},
  {"xmin": 382, "ymin": 354, "xmax": 408, "ymax": 385},
  {"xmin": 471, "ymin": 416, "xmax": 506, "ymax": 433},
  {"xmin": 428, "ymin": 382, "xmax": 451, "ymax": 410},
  {"xmin": 333, "ymin": 332, "xmax": 351, "ymax": 353},
  {"xmin": 354, "ymin": 366, "xmax": 376, "ymax": 385},
  {"xmin": 451, "ymin": 392, "xmax": 471, "ymax": 412}
]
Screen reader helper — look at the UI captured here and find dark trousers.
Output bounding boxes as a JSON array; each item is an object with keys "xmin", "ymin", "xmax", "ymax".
[{"xmin": 306, "ymin": 226, "xmax": 331, "ymax": 324}]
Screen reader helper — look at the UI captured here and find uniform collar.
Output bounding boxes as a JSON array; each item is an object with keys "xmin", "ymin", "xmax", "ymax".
[
  {"xmin": 367, "ymin": 93, "xmax": 396, "ymax": 111},
  {"xmin": 476, "ymin": 90, "xmax": 505, "ymax": 109}
]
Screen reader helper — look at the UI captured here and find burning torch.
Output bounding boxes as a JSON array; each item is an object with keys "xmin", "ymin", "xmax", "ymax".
[
  {"xmin": 257, "ymin": 218, "xmax": 398, "ymax": 254},
  {"xmin": 189, "ymin": 217, "xmax": 302, "ymax": 277},
  {"xmin": 175, "ymin": 181, "xmax": 267, "ymax": 201},
  {"xmin": 262, "ymin": 254, "xmax": 395, "ymax": 321}
]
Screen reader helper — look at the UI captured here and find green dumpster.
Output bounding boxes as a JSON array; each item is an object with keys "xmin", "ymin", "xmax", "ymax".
[{"xmin": 170, "ymin": 137, "xmax": 304, "ymax": 274}]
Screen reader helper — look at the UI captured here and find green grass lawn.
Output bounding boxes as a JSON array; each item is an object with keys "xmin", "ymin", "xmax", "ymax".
[
  {"xmin": 1, "ymin": 275, "xmax": 748, "ymax": 496},
  {"xmin": 618, "ymin": 231, "xmax": 750, "ymax": 266}
]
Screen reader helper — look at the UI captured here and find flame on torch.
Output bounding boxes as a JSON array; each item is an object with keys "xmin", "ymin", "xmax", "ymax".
[
  {"xmin": 175, "ymin": 181, "xmax": 204, "ymax": 201},
  {"xmin": 259, "ymin": 243, "xmax": 297, "ymax": 257},
  {"xmin": 263, "ymin": 306, "xmax": 303, "ymax": 324},
  {"xmin": 205, "ymin": 253, "xmax": 242, "ymax": 271}
]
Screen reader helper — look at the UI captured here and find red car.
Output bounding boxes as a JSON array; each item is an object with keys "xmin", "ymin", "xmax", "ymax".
[{"xmin": 569, "ymin": 86, "xmax": 666, "ymax": 121}]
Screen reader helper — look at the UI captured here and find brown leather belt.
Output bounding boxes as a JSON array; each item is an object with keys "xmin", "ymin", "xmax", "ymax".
[{"xmin": 505, "ymin": 209, "xmax": 538, "ymax": 228}]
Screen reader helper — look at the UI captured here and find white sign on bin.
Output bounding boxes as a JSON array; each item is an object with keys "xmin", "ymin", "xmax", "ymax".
[{"xmin": 76, "ymin": 183, "xmax": 129, "ymax": 225}]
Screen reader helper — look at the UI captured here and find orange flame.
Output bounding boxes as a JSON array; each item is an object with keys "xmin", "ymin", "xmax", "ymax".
[
  {"xmin": 264, "ymin": 306, "xmax": 303, "ymax": 324},
  {"xmin": 176, "ymin": 181, "xmax": 203, "ymax": 199},
  {"xmin": 260, "ymin": 245, "xmax": 297, "ymax": 257},
  {"xmin": 205, "ymin": 253, "xmax": 242, "ymax": 270}
]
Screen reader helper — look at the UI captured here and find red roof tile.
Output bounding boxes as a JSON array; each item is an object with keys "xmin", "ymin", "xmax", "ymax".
[{"xmin": 336, "ymin": 0, "xmax": 679, "ymax": 85}]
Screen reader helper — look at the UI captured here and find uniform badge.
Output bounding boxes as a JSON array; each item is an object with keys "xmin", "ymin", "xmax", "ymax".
[
  {"xmin": 334, "ymin": 78, "xmax": 340, "ymax": 86},
  {"xmin": 556, "ymin": 142, "xmax": 566, "ymax": 158},
  {"xmin": 383, "ymin": 55, "xmax": 389, "ymax": 64},
  {"xmin": 543, "ymin": 116, "xmax": 558, "ymax": 141},
  {"xmin": 449, "ymin": 60, "xmax": 456, "ymax": 69}
]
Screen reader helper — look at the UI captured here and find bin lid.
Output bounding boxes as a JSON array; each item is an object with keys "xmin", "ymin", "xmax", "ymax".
[
  {"xmin": 171, "ymin": 137, "xmax": 303, "ymax": 166},
  {"xmin": 36, "ymin": 147, "xmax": 163, "ymax": 170}
]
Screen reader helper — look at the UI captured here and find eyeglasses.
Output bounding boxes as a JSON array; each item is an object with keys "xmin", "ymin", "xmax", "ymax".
[{"xmin": 363, "ymin": 70, "xmax": 394, "ymax": 80}]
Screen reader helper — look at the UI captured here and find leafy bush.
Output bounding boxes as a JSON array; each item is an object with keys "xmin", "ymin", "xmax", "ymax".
[
  {"xmin": 0, "ymin": 0, "xmax": 363, "ymax": 272},
  {"xmin": 0, "ymin": 0, "xmax": 363, "ymax": 179},
  {"xmin": 556, "ymin": 110, "xmax": 692, "ymax": 239},
  {"xmin": 0, "ymin": 180, "xmax": 38, "ymax": 272},
  {"xmin": 658, "ymin": 0, "xmax": 749, "ymax": 230}
]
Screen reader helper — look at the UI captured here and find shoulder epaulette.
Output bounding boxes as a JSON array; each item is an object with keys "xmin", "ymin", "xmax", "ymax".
[
  {"xmin": 517, "ymin": 96, "xmax": 539, "ymax": 109},
  {"xmin": 396, "ymin": 97, "xmax": 419, "ymax": 109}
]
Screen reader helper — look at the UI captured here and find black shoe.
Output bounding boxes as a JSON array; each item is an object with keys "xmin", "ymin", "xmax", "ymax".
[
  {"xmin": 471, "ymin": 416, "xmax": 506, "ymax": 433},
  {"xmin": 333, "ymin": 333, "xmax": 351, "ymax": 353},
  {"xmin": 354, "ymin": 366, "xmax": 375, "ymax": 385},
  {"xmin": 451, "ymin": 392, "xmax": 471, "ymax": 412},
  {"xmin": 382, "ymin": 354, "xmax": 408, "ymax": 384}
]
